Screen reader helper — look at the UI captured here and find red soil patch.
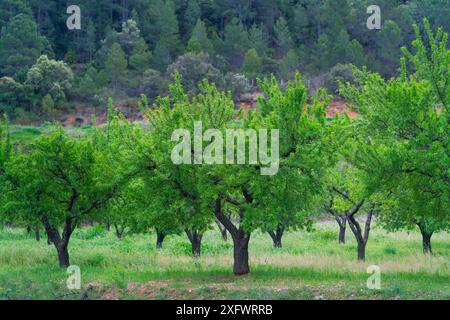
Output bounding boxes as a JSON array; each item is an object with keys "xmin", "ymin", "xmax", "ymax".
[{"xmin": 326, "ymin": 99, "xmax": 359, "ymax": 119}]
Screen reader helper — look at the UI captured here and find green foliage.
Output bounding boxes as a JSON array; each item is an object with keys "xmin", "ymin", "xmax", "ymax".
[
  {"xmin": 105, "ymin": 43, "xmax": 128, "ymax": 94},
  {"xmin": 151, "ymin": 0, "xmax": 181, "ymax": 71},
  {"xmin": 376, "ymin": 20, "xmax": 403, "ymax": 76},
  {"xmin": 0, "ymin": 0, "xmax": 445, "ymax": 108},
  {"xmin": 340, "ymin": 20, "xmax": 449, "ymax": 236},
  {"xmin": 222, "ymin": 18, "xmax": 249, "ymax": 69},
  {"xmin": 324, "ymin": 64, "xmax": 356, "ymax": 95},
  {"xmin": 186, "ymin": 20, "xmax": 214, "ymax": 56},
  {"xmin": 129, "ymin": 39, "xmax": 152, "ymax": 71},
  {"xmin": 26, "ymin": 55, "xmax": 74, "ymax": 112},
  {"xmin": 242, "ymin": 48, "xmax": 262, "ymax": 79},
  {"xmin": 166, "ymin": 53, "xmax": 221, "ymax": 94},
  {"xmin": 274, "ymin": 16, "xmax": 294, "ymax": 58},
  {"xmin": 0, "ymin": 13, "xmax": 49, "ymax": 80}
]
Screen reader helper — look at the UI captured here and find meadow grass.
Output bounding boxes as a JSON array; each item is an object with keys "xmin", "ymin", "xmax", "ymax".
[
  {"xmin": 0, "ymin": 222, "xmax": 448, "ymax": 300},
  {"xmin": 9, "ymin": 125, "xmax": 94, "ymax": 145}
]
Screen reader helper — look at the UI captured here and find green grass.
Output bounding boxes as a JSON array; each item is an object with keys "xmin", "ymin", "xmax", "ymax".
[
  {"xmin": 9, "ymin": 125, "xmax": 95, "ymax": 145},
  {"xmin": 0, "ymin": 222, "xmax": 448, "ymax": 300}
]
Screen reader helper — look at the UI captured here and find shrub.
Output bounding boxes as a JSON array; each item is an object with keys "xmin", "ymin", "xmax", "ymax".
[{"xmin": 324, "ymin": 63, "xmax": 355, "ymax": 95}]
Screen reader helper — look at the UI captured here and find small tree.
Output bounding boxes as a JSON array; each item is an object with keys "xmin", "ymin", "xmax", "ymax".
[
  {"xmin": 324, "ymin": 163, "xmax": 378, "ymax": 259},
  {"xmin": 138, "ymin": 76, "xmax": 228, "ymax": 256},
  {"xmin": 2, "ymin": 112, "xmax": 144, "ymax": 267},
  {"xmin": 101, "ymin": 179, "xmax": 146, "ymax": 240},
  {"xmin": 186, "ymin": 19, "xmax": 214, "ymax": 56},
  {"xmin": 129, "ymin": 39, "xmax": 152, "ymax": 71},
  {"xmin": 242, "ymin": 48, "xmax": 262, "ymax": 80},
  {"xmin": 105, "ymin": 43, "xmax": 128, "ymax": 94},
  {"xmin": 25, "ymin": 55, "xmax": 74, "ymax": 113},
  {"xmin": 166, "ymin": 52, "xmax": 221, "ymax": 94}
]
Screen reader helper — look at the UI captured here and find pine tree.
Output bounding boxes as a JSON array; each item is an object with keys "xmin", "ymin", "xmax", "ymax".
[
  {"xmin": 274, "ymin": 16, "xmax": 294, "ymax": 58},
  {"xmin": 105, "ymin": 43, "xmax": 128, "ymax": 94},
  {"xmin": 223, "ymin": 17, "xmax": 249, "ymax": 69},
  {"xmin": 248, "ymin": 24, "xmax": 270, "ymax": 58},
  {"xmin": 183, "ymin": 0, "xmax": 201, "ymax": 37},
  {"xmin": 186, "ymin": 19, "xmax": 214, "ymax": 55},
  {"xmin": 242, "ymin": 48, "xmax": 262, "ymax": 79},
  {"xmin": 278, "ymin": 49, "xmax": 299, "ymax": 79},
  {"xmin": 376, "ymin": 20, "xmax": 403, "ymax": 77},
  {"xmin": 0, "ymin": 14, "xmax": 49, "ymax": 80},
  {"xmin": 152, "ymin": 0, "xmax": 181, "ymax": 70},
  {"xmin": 0, "ymin": 0, "xmax": 32, "ymax": 29},
  {"xmin": 85, "ymin": 20, "xmax": 97, "ymax": 61},
  {"xmin": 130, "ymin": 39, "xmax": 152, "ymax": 71}
]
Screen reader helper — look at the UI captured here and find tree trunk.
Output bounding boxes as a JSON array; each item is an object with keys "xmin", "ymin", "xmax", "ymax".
[
  {"xmin": 346, "ymin": 201, "xmax": 372, "ymax": 261},
  {"xmin": 191, "ymin": 236, "xmax": 202, "ymax": 256},
  {"xmin": 42, "ymin": 216, "xmax": 74, "ymax": 268},
  {"xmin": 268, "ymin": 226, "xmax": 284, "ymax": 248},
  {"xmin": 232, "ymin": 232, "xmax": 250, "ymax": 275},
  {"xmin": 47, "ymin": 233, "xmax": 52, "ymax": 245},
  {"xmin": 35, "ymin": 227, "xmax": 41, "ymax": 242},
  {"xmin": 56, "ymin": 241, "xmax": 70, "ymax": 268},
  {"xmin": 214, "ymin": 198, "xmax": 251, "ymax": 276},
  {"xmin": 422, "ymin": 232, "xmax": 432, "ymax": 254},
  {"xmin": 357, "ymin": 241, "xmax": 366, "ymax": 261},
  {"xmin": 114, "ymin": 225, "xmax": 124, "ymax": 240},
  {"xmin": 185, "ymin": 229, "xmax": 203, "ymax": 257},
  {"xmin": 418, "ymin": 223, "xmax": 433, "ymax": 254},
  {"xmin": 216, "ymin": 221, "xmax": 228, "ymax": 241},
  {"xmin": 156, "ymin": 229, "xmax": 165, "ymax": 249},
  {"xmin": 338, "ymin": 221, "xmax": 346, "ymax": 244}
]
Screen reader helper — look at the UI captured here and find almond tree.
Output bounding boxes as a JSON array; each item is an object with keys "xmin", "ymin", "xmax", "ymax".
[
  {"xmin": 340, "ymin": 20, "xmax": 449, "ymax": 254},
  {"xmin": 324, "ymin": 163, "xmax": 380, "ymax": 260},
  {"xmin": 1, "ymin": 113, "xmax": 144, "ymax": 267},
  {"xmin": 137, "ymin": 76, "xmax": 231, "ymax": 256},
  {"xmin": 201, "ymin": 74, "xmax": 334, "ymax": 274}
]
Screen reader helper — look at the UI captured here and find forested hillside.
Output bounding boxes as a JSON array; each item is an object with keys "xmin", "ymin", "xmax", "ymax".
[{"xmin": 0, "ymin": 0, "xmax": 449, "ymax": 121}]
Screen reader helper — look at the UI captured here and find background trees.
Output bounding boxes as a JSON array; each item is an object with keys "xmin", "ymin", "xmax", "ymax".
[
  {"xmin": 0, "ymin": 13, "xmax": 49, "ymax": 81},
  {"xmin": 0, "ymin": 1, "xmax": 448, "ymax": 121}
]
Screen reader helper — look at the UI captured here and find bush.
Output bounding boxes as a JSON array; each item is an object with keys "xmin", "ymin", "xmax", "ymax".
[
  {"xmin": 224, "ymin": 73, "xmax": 252, "ymax": 97},
  {"xmin": 324, "ymin": 63, "xmax": 355, "ymax": 95}
]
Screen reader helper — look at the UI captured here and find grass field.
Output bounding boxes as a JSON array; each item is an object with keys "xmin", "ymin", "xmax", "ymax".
[
  {"xmin": 0, "ymin": 221, "xmax": 448, "ymax": 300},
  {"xmin": 9, "ymin": 125, "xmax": 94, "ymax": 145}
]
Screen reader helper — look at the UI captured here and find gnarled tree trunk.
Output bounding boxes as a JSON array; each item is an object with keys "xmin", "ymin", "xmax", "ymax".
[
  {"xmin": 268, "ymin": 225, "xmax": 284, "ymax": 248},
  {"xmin": 232, "ymin": 231, "xmax": 250, "ymax": 275},
  {"xmin": 185, "ymin": 228, "xmax": 203, "ymax": 257},
  {"xmin": 114, "ymin": 224, "xmax": 125, "ymax": 240},
  {"xmin": 346, "ymin": 200, "xmax": 372, "ymax": 261},
  {"xmin": 155, "ymin": 229, "xmax": 165, "ymax": 249},
  {"xmin": 214, "ymin": 198, "xmax": 251, "ymax": 276},
  {"xmin": 337, "ymin": 216, "xmax": 346, "ymax": 244},
  {"xmin": 56, "ymin": 241, "xmax": 70, "ymax": 268},
  {"xmin": 42, "ymin": 216, "xmax": 74, "ymax": 268},
  {"xmin": 325, "ymin": 192, "xmax": 347, "ymax": 244},
  {"xmin": 417, "ymin": 222, "xmax": 433, "ymax": 254},
  {"xmin": 47, "ymin": 233, "xmax": 52, "ymax": 245}
]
